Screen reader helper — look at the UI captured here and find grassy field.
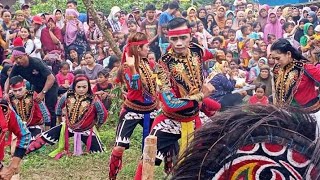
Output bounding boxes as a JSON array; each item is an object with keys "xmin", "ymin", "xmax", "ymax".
[{"xmin": 6, "ymin": 124, "xmax": 165, "ymax": 180}]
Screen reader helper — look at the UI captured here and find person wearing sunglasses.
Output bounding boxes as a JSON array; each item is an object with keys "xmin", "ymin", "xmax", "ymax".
[{"xmin": 134, "ymin": 17, "xmax": 223, "ymax": 178}]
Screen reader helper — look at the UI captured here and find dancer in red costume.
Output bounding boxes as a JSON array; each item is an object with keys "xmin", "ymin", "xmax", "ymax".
[
  {"xmin": 271, "ymin": 39, "xmax": 320, "ymax": 135},
  {"xmin": 9, "ymin": 75, "xmax": 51, "ymax": 139},
  {"xmin": 0, "ymin": 99, "xmax": 30, "ymax": 179},
  {"xmin": 27, "ymin": 74, "xmax": 108, "ymax": 157},
  {"xmin": 108, "ymin": 32, "xmax": 158, "ymax": 180},
  {"xmin": 134, "ymin": 17, "xmax": 222, "ymax": 179}
]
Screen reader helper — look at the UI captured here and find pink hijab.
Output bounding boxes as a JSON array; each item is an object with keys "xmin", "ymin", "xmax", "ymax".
[
  {"xmin": 65, "ymin": 8, "xmax": 83, "ymax": 46},
  {"xmin": 257, "ymin": 4, "xmax": 269, "ymax": 29},
  {"xmin": 264, "ymin": 11, "xmax": 283, "ymax": 43}
]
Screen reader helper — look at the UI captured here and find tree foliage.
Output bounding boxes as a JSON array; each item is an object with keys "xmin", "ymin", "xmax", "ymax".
[{"xmin": 15, "ymin": 0, "xmax": 223, "ymax": 16}]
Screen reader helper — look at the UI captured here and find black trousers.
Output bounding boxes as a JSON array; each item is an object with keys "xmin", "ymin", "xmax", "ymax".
[{"xmin": 45, "ymin": 85, "xmax": 58, "ymax": 128}]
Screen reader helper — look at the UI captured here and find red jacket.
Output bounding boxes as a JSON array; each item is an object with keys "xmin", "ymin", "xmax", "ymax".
[{"xmin": 295, "ymin": 64, "xmax": 320, "ymax": 106}]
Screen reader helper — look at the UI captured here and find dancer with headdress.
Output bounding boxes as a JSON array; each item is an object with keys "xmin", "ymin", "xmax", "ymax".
[
  {"xmin": 26, "ymin": 74, "xmax": 108, "ymax": 158},
  {"xmin": 9, "ymin": 75, "xmax": 50, "ymax": 140},
  {"xmin": 108, "ymin": 32, "xmax": 158, "ymax": 180},
  {"xmin": 134, "ymin": 17, "xmax": 222, "ymax": 179}
]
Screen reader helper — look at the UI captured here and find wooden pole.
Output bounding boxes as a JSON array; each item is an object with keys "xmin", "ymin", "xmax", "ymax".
[
  {"xmin": 81, "ymin": 0, "xmax": 122, "ymax": 59},
  {"xmin": 142, "ymin": 135, "xmax": 157, "ymax": 180}
]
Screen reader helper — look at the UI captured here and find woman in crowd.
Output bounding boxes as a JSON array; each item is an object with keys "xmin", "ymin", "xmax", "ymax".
[
  {"xmin": 264, "ymin": 10, "xmax": 283, "ymax": 43},
  {"xmin": 209, "ymin": 61, "xmax": 244, "ymax": 110},
  {"xmin": 1, "ymin": 10, "xmax": 12, "ymax": 31},
  {"xmin": 186, "ymin": 7, "xmax": 198, "ymax": 23},
  {"xmin": 257, "ymin": 4, "xmax": 269, "ymax": 29},
  {"xmin": 53, "ymin": 9, "xmax": 65, "ymax": 29},
  {"xmin": 82, "ymin": 51, "xmax": 104, "ymax": 84},
  {"xmin": 253, "ymin": 64, "xmax": 272, "ymax": 97},
  {"xmin": 41, "ymin": 15, "xmax": 63, "ymax": 55},
  {"xmin": 64, "ymin": 8, "xmax": 89, "ymax": 57},
  {"xmin": 232, "ymin": 10, "xmax": 245, "ymax": 30},
  {"xmin": 197, "ymin": 7, "xmax": 207, "ymax": 29},
  {"xmin": 27, "ymin": 74, "xmax": 108, "ymax": 157},
  {"xmin": 15, "ymin": 10, "xmax": 30, "ymax": 28},
  {"xmin": 214, "ymin": 6, "xmax": 226, "ymax": 29}
]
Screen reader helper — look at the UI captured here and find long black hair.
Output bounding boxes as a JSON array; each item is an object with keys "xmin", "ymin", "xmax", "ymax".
[{"xmin": 270, "ymin": 38, "xmax": 307, "ymax": 61}]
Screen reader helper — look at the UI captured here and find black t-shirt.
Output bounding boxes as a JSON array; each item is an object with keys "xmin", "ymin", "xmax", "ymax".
[{"xmin": 10, "ymin": 57, "xmax": 58, "ymax": 93}]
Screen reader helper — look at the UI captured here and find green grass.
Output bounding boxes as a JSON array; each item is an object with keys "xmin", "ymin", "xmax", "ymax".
[{"xmin": 7, "ymin": 124, "xmax": 165, "ymax": 179}]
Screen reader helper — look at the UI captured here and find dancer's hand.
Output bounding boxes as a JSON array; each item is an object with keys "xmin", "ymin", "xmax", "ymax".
[
  {"xmin": 124, "ymin": 53, "xmax": 135, "ymax": 68},
  {"xmin": 0, "ymin": 166, "xmax": 15, "ymax": 180},
  {"xmin": 202, "ymin": 83, "xmax": 215, "ymax": 98},
  {"xmin": 35, "ymin": 92, "xmax": 45, "ymax": 103}
]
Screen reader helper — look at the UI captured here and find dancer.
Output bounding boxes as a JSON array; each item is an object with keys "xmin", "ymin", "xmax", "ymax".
[
  {"xmin": 0, "ymin": 99, "xmax": 30, "ymax": 179},
  {"xmin": 4, "ymin": 46, "xmax": 58, "ymax": 128},
  {"xmin": 134, "ymin": 17, "xmax": 222, "ymax": 178},
  {"xmin": 270, "ymin": 39, "xmax": 320, "ymax": 130},
  {"xmin": 108, "ymin": 32, "xmax": 158, "ymax": 180},
  {"xmin": 9, "ymin": 75, "xmax": 50, "ymax": 139},
  {"xmin": 27, "ymin": 74, "xmax": 108, "ymax": 157}
]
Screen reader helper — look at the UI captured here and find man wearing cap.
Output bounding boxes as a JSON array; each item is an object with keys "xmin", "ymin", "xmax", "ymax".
[
  {"xmin": 131, "ymin": 6, "xmax": 144, "ymax": 27},
  {"xmin": 0, "ymin": 99, "xmax": 30, "ymax": 180},
  {"xmin": 21, "ymin": 3, "xmax": 32, "ymax": 24},
  {"xmin": 32, "ymin": 16, "xmax": 45, "ymax": 39},
  {"xmin": 134, "ymin": 17, "xmax": 222, "ymax": 178},
  {"xmin": 4, "ymin": 46, "xmax": 59, "ymax": 129}
]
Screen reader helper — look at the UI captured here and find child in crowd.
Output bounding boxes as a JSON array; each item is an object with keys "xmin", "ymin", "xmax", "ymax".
[
  {"xmin": 252, "ymin": 22, "xmax": 264, "ymax": 40},
  {"xmin": 267, "ymin": 34, "xmax": 276, "ymax": 56},
  {"xmin": 225, "ymin": 19, "xmax": 233, "ymax": 29},
  {"xmin": 93, "ymin": 68, "xmax": 113, "ymax": 110},
  {"xmin": 236, "ymin": 20, "xmax": 247, "ymax": 40},
  {"xmin": 127, "ymin": 20, "xmax": 138, "ymax": 37},
  {"xmin": 249, "ymin": 83, "xmax": 269, "ymax": 105},
  {"xmin": 238, "ymin": 25, "xmax": 253, "ymax": 69},
  {"xmin": 248, "ymin": 48, "xmax": 261, "ymax": 68},
  {"xmin": 159, "ymin": 24, "xmax": 169, "ymax": 54},
  {"xmin": 249, "ymin": 57, "xmax": 268, "ymax": 83},
  {"xmin": 115, "ymin": 32, "xmax": 126, "ymax": 51},
  {"xmin": 225, "ymin": 50, "xmax": 233, "ymax": 62},
  {"xmin": 283, "ymin": 22, "xmax": 299, "ymax": 46},
  {"xmin": 56, "ymin": 62, "xmax": 74, "ymax": 95},
  {"xmin": 225, "ymin": 29, "xmax": 239, "ymax": 59},
  {"xmin": 211, "ymin": 37, "xmax": 223, "ymax": 50}
]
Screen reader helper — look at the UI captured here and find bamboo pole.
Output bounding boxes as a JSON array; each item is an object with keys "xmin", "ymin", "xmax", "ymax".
[
  {"xmin": 81, "ymin": 0, "xmax": 122, "ymax": 59},
  {"xmin": 142, "ymin": 135, "xmax": 157, "ymax": 180}
]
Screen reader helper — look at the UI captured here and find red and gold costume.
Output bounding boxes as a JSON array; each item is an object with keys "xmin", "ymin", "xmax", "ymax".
[
  {"xmin": 149, "ymin": 41, "xmax": 220, "ymax": 173},
  {"xmin": 109, "ymin": 39, "xmax": 159, "ymax": 179},
  {"xmin": 0, "ymin": 100, "xmax": 30, "ymax": 167},
  {"xmin": 9, "ymin": 90, "xmax": 50, "ymax": 140},
  {"xmin": 273, "ymin": 62, "xmax": 320, "ymax": 112},
  {"xmin": 273, "ymin": 61, "xmax": 320, "ymax": 136},
  {"xmin": 27, "ymin": 90, "xmax": 108, "ymax": 157}
]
